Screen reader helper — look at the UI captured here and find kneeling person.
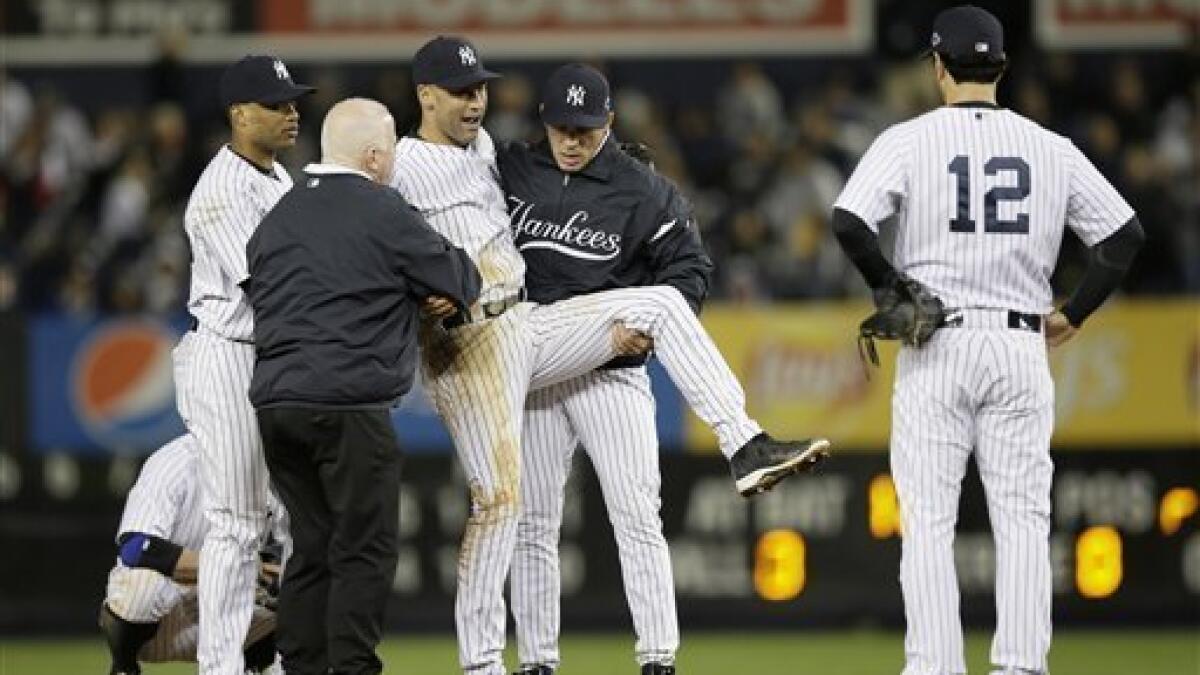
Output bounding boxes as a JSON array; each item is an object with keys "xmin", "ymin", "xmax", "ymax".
[{"xmin": 100, "ymin": 434, "xmax": 285, "ymax": 675}]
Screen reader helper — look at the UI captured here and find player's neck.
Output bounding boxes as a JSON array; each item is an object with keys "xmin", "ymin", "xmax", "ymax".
[
  {"xmin": 229, "ymin": 137, "xmax": 277, "ymax": 172},
  {"xmin": 943, "ymin": 83, "xmax": 998, "ymax": 107}
]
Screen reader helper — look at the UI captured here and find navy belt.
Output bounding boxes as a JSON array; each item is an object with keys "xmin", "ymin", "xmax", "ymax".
[{"xmin": 941, "ymin": 309, "xmax": 1042, "ymax": 333}]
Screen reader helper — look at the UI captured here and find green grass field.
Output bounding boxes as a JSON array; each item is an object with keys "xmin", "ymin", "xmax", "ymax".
[{"xmin": 2, "ymin": 630, "xmax": 1197, "ymax": 675}]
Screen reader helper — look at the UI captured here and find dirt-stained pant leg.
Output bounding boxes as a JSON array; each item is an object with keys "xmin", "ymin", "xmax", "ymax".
[{"xmin": 421, "ymin": 308, "xmax": 535, "ymax": 675}]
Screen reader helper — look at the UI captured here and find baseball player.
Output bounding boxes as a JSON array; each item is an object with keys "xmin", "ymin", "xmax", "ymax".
[
  {"xmin": 99, "ymin": 434, "xmax": 286, "ymax": 675},
  {"xmin": 501, "ymin": 64, "xmax": 703, "ymax": 675},
  {"xmin": 390, "ymin": 37, "xmax": 829, "ymax": 675},
  {"xmin": 832, "ymin": 6, "xmax": 1144, "ymax": 675},
  {"xmin": 173, "ymin": 55, "xmax": 312, "ymax": 675}
]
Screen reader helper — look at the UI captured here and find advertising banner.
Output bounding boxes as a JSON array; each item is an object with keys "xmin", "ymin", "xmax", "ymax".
[
  {"xmin": 1035, "ymin": 0, "xmax": 1197, "ymax": 49},
  {"xmin": 24, "ymin": 313, "xmax": 683, "ymax": 455},
  {"xmin": 3, "ymin": 0, "xmax": 872, "ymax": 64},
  {"xmin": 686, "ymin": 300, "xmax": 1200, "ymax": 451}
]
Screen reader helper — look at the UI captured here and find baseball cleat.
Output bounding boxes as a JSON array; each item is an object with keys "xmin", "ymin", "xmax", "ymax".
[
  {"xmin": 641, "ymin": 664, "xmax": 676, "ymax": 674},
  {"xmin": 730, "ymin": 434, "xmax": 831, "ymax": 497},
  {"xmin": 512, "ymin": 667, "xmax": 555, "ymax": 675}
]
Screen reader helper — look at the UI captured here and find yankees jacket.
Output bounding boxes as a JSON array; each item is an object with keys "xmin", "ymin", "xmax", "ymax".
[{"xmin": 499, "ymin": 133, "xmax": 713, "ymax": 318}]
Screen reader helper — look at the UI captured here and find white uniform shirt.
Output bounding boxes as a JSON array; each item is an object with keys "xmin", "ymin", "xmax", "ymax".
[
  {"xmin": 389, "ymin": 128, "xmax": 525, "ymax": 305},
  {"xmin": 117, "ymin": 434, "xmax": 285, "ymax": 552},
  {"xmin": 834, "ymin": 105, "xmax": 1134, "ymax": 314},
  {"xmin": 183, "ymin": 145, "xmax": 293, "ymax": 341}
]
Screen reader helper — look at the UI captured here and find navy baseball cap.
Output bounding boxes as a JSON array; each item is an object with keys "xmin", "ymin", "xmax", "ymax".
[
  {"xmin": 925, "ymin": 5, "xmax": 1006, "ymax": 64},
  {"xmin": 540, "ymin": 63, "xmax": 612, "ymax": 129},
  {"xmin": 412, "ymin": 36, "xmax": 500, "ymax": 90},
  {"xmin": 219, "ymin": 55, "xmax": 314, "ymax": 108}
]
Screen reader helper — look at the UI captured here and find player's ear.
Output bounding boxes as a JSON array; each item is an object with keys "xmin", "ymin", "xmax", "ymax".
[{"xmin": 416, "ymin": 84, "xmax": 436, "ymax": 111}]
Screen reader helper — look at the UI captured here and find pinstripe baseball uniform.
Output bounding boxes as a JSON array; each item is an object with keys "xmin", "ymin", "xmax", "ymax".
[
  {"xmin": 103, "ymin": 433, "xmax": 283, "ymax": 665},
  {"xmin": 500, "ymin": 132, "xmax": 709, "ymax": 671},
  {"xmin": 834, "ymin": 103, "xmax": 1134, "ymax": 675},
  {"xmin": 391, "ymin": 128, "xmax": 769, "ymax": 675},
  {"xmin": 175, "ymin": 144, "xmax": 291, "ymax": 674}
]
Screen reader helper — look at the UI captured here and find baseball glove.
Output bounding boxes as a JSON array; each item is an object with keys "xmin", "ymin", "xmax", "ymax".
[{"xmin": 858, "ymin": 273, "xmax": 946, "ymax": 369}]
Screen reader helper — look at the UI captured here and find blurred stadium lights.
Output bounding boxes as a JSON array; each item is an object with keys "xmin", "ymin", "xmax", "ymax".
[
  {"xmin": 868, "ymin": 473, "xmax": 901, "ymax": 540},
  {"xmin": 1075, "ymin": 526, "xmax": 1123, "ymax": 600},
  {"xmin": 1159, "ymin": 487, "xmax": 1199, "ymax": 537},
  {"xmin": 753, "ymin": 528, "xmax": 806, "ymax": 602}
]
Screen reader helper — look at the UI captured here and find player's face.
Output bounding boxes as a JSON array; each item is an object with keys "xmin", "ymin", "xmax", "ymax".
[
  {"xmin": 420, "ymin": 82, "xmax": 489, "ymax": 147},
  {"xmin": 545, "ymin": 118, "xmax": 611, "ymax": 173},
  {"xmin": 236, "ymin": 100, "xmax": 301, "ymax": 151}
]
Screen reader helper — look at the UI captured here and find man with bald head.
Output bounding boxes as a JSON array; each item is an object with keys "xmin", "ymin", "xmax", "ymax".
[{"xmin": 246, "ymin": 97, "xmax": 481, "ymax": 675}]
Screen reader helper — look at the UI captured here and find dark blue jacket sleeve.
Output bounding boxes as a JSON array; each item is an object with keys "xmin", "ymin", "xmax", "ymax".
[
  {"xmin": 380, "ymin": 195, "xmax": 482, "ymax": 312},
  {"xmin": 644, "ymin": 179, "xmax": 713, "ymax": 313}
]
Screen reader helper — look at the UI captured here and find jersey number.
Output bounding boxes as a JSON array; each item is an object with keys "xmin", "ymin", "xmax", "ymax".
[{"xmin": 948, "ymin": 155, "xmax": 1030, "ymax": 234}]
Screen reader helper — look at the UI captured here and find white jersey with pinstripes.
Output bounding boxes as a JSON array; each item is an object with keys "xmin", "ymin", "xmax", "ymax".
[
  {"xmin": 178, "ymin": 143, "xmax": 291, "ymax": 675},
  {"xmin": 390, "ymin": 129, "xmax": 525, "ymax": 306},
  {"xmin": 105, "ymin": 434, "xmax": 284, "ymax": 665},
  {"xmin": 834, "ymin": 105, "xmax": 1133, "ymax": 313},
  {"xmin": 835, "ymin": 104, "xmax": 1134, "ymax": 675},
  {"xmin": 183, "ymin": 145, "xmax": 293, "ymax": 341}
]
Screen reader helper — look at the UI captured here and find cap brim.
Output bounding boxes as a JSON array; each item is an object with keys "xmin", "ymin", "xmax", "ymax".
[
  {"xmin": 540, "ymin": 109, "xmax": 609, "ymax": 129},
  {"xmin": 437, "ymin": 69, "xmax": 502, "ymax": 91},
  {"xmin": 258, "ymin": 84, "xmax": 316, "ymax": 105}
]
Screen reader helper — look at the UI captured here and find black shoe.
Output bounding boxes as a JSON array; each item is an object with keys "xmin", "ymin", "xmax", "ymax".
[
  {"xmin": 642, "ymin": 664, "xmax": 675, "ymax": 675},
  {"xmin": 513, "ymin": 667, "xmax": 554, "ymax": 675},
  {"xmin": 730, "ymin": 434, "xmax": 831, "ymax": 496}
]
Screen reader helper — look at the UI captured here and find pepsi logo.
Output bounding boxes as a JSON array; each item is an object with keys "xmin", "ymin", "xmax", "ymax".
[{"xmin": 70, "ymin": 320, "xmax": 184, "ymax": 450}]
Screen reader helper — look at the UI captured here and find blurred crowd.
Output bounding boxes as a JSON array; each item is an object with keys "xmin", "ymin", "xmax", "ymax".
[{"xmin": 1, "ymin": 49, "xmax": 1196, "ymax": 315}]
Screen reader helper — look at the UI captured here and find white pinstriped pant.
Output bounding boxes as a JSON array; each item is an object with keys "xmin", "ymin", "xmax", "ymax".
[
  {"xmin": 420, "ymin": 285, "xmax": 759, "ymax": 675},
  {"xmin": 174, "ymin": 331, "xmax": 271, "ymax": 675},
  {"xmin": 512, "ymin": 366, "xmax": 678, "ymax": 670},
  {"xmin": 104, "ymin": 564, "xmax": 276, "ymax": 663},
  {"xmin": 892, "ymin": 314, "xmax": 1053, "ymax": 675}
]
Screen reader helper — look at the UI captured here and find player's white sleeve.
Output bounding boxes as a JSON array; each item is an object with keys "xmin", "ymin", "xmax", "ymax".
[
  {"xmin": 195, "ymin": 178, "xmax": 269, "ymax": 286},
  {"xmin": 833, "ymin": 125, "xmax": 911, "ymax": 232},
  {"xmin": 116, "ymin": 436, "xmax": 195, "ymax": 542},
  {"xmin": 1064, "ymin": 141, "xmax": 1135, "ymax": 246}
]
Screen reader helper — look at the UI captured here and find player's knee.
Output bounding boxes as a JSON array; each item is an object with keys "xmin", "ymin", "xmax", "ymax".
[
  {"xmin": 468, "ymin": 481, "xmax": 519, "ymax": 523},
  {"xmin": 106, "ymin": 568, "xmax": 171, "ymax": 623}
]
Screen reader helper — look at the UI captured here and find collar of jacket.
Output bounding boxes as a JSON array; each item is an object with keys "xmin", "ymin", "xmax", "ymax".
[{"xmin": 532, "ymin": 132, "xmax": 618, "ymax": 182}]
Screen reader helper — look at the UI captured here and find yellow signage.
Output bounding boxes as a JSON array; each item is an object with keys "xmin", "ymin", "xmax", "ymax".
[{"xmin": 688, "ymin": 299, "xmax": 1200, "ymax": 450}]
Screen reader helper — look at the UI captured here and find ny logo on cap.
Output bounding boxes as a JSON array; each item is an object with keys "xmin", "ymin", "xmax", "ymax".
[
  {"xmin": 459, "ymin": 45, "xmax": 477, "ymax": 66},
  {"xmin": 566, "ymin": 84, "xmax": 586, "ymax": 107},
  {"xmin": 931, "ymin": 32, "xmax": 942, "ymax": 47},
  {"xmin": 975, "ymin": 42, "xmax": 990, "ymax": 52},
  {"xmin": 273, "ymin": 59, "xmax": 290, "ymax": 81}
]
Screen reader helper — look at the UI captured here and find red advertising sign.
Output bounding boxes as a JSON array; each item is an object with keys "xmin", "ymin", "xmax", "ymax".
[
  {"xmin": 1036, "ymin": 0, "xmax": 1197, "ymax": 48},
  {"xmin": 256, "ymin": 0, "xmax": 872, "ymax": 58}
]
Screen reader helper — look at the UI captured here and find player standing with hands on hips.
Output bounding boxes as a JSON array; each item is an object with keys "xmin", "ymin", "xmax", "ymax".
[
  {"xmin": 501, "ymin": 64, "xmax": 706, "ymax": 675},
  {"xmin": 173, "ymin": 55, "xmax": 312, "ymax": 675},
  {"xmin": 390, "ymin": 36, "xmax": 830, "ymax": 675},
  {"xmin": 832, "ymin": 6, "xmax": 1143, "ymax": 675}
]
